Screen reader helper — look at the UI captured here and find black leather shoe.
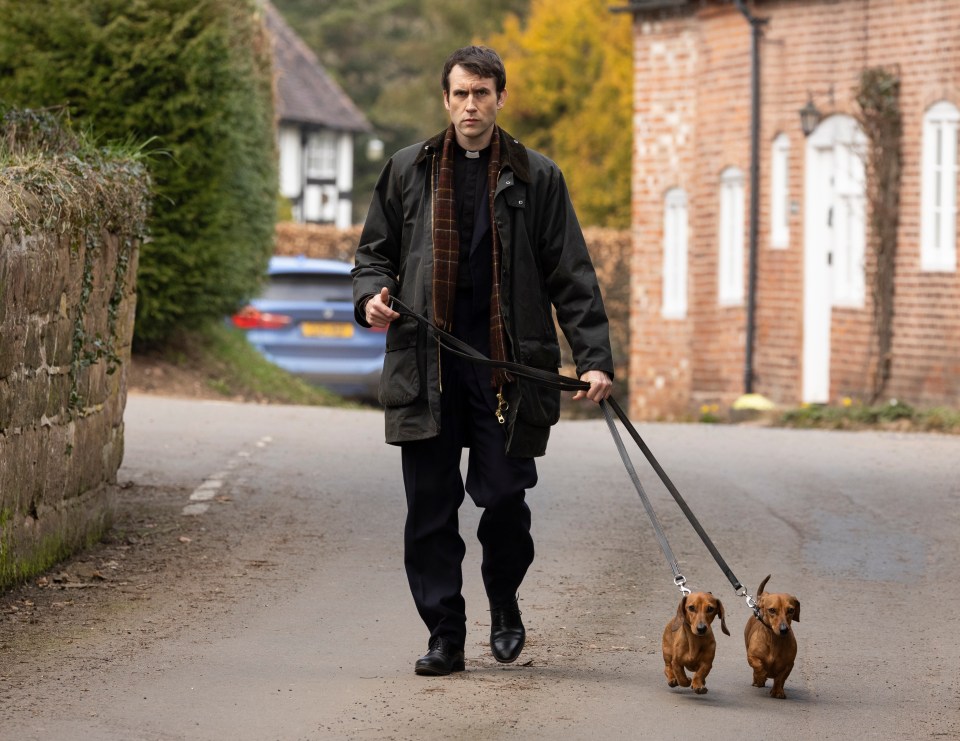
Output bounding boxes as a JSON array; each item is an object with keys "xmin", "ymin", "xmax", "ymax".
[
  {"xmin": 414, "ymin": 637, "xmax": 465, "ymax": 676},
  {"xmin": 490, "ymin": 598, "xmax": 525, "ymax": 664}
]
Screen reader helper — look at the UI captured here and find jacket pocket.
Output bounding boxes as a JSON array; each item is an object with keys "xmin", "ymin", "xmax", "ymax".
[
  {"xmin": 516, "ymin": 377, "xmax": 561, "ymax": 427},
  {"xmin": 513, "ymin": 337, "xmax": 562, "ymax": 426},
  {"xmin": 378, "ymin": 321, "xmax": 421, "ymax": 407}
]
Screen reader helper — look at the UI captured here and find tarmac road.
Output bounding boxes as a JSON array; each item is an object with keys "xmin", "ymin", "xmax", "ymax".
[{"xmin": 2, "ymin": 394, "xmax": 959, "ymax": 740}]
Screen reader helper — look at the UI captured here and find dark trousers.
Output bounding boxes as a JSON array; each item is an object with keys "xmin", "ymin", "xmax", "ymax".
[{"xmin": 400, "ymin": 353, "xmax": 537, "ymax": 649}]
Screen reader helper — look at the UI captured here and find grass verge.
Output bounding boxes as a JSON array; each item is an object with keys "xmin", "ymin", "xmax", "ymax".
[
  {"xmin": 130, "ymin": 321, "xmax": 357, "ymax": 407},
  {"xmin": 779, "ymin": 399, "xmax": 960, "ymax": 434}
]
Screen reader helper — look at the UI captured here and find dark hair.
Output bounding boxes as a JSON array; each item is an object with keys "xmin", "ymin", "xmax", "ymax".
[{"xmin": 441, "ymin": 46, "xmax": 506, "ymax": 94}]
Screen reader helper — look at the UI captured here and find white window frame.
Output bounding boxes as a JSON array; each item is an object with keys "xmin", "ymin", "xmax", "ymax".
[
  {"xmin": 278, "ymin": 125, "xmax": 302, "ymax": 199},
  {"xmin": 831, "ymin": 129, "xmax": 867, "ymax": 307},
  {"xmin": 770, "ymin": 133, "xmax": 790, "ymax": 248},
  {"xmin": 662, "ymin": 188, "xmax": 688, "ymax": 319},
  {"xmin": 306, "ymin": 131, "xmax": 337, "ymax": 179},
  {"xmin": 718, "ymin": 167, "xmax": 745, "ymax": 305},
  {"xmin": 921, "ymin": 101, "xmax": 959, "ymax": 272},
  {"xmin": 303, "ymin": 184, "xmax": 339, "ymax": 223}
]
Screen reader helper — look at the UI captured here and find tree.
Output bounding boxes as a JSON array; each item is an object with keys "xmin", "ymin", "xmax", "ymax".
[
  {"xmin": 0, "ymin": 0, "xmax": 276, "ymax": 346},
  {"xmin": 487, "ymin": 0, "xmax": 632, "ymax": 227}
]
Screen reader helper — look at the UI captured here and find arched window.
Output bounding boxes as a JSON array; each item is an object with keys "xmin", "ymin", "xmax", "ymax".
[
  {"xmin": 921, "ymin": 101, "xmax": 959, "ymax": 272},
  {"xmin": 662, "ymin": 188, "xmax": 688, "ymax": 319},
  {"xmin": 770, "ymin": 133, "xmax": 790, "ymax": 249},
  {"xmin": 718, "ymin": 167, "xmax": 745, "ymax": 305}
]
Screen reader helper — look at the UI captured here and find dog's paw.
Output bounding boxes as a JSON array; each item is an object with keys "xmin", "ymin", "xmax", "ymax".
[
  {"xmin": 667, "ymin": 679, "xmax": 678, "ymax": 687},
  {"xmin": 752, "ymin": 679, "xmax": 766, "ymax": 688},
  {"xmin": 694, "ymin": 686, "xmax": 708, "ymax": 695},
  {"xmin": 770, "ymin": 688, "xmax": 786, "ymax": 699}
]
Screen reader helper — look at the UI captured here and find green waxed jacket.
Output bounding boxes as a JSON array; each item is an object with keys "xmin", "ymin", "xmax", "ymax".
[{"xmin": 352, "ymin": 128, "xmax": 613, "ymax": 458}]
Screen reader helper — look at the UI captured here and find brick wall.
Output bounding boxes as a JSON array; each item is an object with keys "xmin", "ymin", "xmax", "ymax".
[
  {"xmin": 630, "ymin": 12, "xmax": 700, "ymax": 419},
  {"xmin": 629, "ymin": 0, "xmax": 960, "ymax": 418}
]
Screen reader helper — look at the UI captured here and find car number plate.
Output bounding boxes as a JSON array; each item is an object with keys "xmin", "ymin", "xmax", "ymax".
[{"xmin": 301, "ymin": 321, "xmax": 354, "ymax": 339}]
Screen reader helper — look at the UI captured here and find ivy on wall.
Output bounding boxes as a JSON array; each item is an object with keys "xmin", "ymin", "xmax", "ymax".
[{"xmin": 854, "ymin": 67, "xmax": 902, "ymax": 404}]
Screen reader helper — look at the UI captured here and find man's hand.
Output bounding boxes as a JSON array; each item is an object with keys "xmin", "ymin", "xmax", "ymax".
[
  {"xmin": 572, "ymin": 369, "xmax": 613, "ymax": 403},
  {"xmin": 365, "ymin": 287, "xmax": 400, "ymax": 328}
]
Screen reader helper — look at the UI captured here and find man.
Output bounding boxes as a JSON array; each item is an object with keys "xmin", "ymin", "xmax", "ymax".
[{"xmin": 352, "ymin": 46, "xmax": 613, "ymax": 676}]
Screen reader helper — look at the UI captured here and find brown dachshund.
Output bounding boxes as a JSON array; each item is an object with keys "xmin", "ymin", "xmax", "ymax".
[
  {"xmin": 661, "ymin": 591, "xmax": 729, "ymax": 694},
  {"xmin": 744, "ymin": 575, "xmax": 800, "ymax": 699}
]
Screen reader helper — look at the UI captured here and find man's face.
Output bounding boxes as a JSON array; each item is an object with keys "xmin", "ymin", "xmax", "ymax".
[{"xmin": 443, "ymin": 64, "xmax": 505, "ymax": 150}]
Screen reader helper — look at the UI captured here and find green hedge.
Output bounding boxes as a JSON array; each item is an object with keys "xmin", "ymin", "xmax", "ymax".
[{"xmin": 0, "ymin": 0, "xmax": 276, "ymax": 346}]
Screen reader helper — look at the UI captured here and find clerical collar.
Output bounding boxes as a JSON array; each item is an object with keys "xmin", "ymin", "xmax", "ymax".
[{"xmin": 455, "ymin": 140, "xmax": 490, "ymax": 160}]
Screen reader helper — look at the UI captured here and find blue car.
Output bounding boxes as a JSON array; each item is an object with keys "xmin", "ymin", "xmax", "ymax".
[{"xmin": 231, "ymin": 255, "xmax": 385, "ymax": 399}]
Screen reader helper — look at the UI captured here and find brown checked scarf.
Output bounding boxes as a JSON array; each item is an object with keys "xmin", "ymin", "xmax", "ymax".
[{"xmin": 433, "ymin": 123, "xmax": 511, "ymax": 387}]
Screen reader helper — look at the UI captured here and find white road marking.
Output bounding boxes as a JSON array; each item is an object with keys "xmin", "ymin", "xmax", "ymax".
[
  {"xmin": 181, "ymin": 503, "xmax": 210, "ymax": 516},
  {"xmin": 180, "ymin": 438, "xmax": 272, "ymax": 516}
]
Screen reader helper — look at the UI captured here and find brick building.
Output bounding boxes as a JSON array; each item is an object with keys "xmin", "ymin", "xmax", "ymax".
[{"xmin": 616, "ymin": 0, "xmax": 959, "ymax": 419}]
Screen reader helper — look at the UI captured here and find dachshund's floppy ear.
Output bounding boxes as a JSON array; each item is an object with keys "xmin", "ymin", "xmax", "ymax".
[
  {"xmin": 671, "ymin": 595, "xmax": 688, "ymax": 632},
  {"xmin": 792, "ymin": 598, "xmax": 800, "ymax": 623},
  {"xmin": 716, "ymin": 599, "xmax": 730, "ymax": 636}
]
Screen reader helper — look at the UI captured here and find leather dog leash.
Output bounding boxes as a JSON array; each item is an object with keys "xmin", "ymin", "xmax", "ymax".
[
  {"xmin": 387, "ymin": 297, "xmax": 761, "ymax": 616},
  {"xmin": 599, "ymin": 395, "xmax": 760, "ymax": 614}
]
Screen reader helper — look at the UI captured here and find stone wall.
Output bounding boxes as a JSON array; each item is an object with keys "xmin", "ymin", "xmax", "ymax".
[{"xmin": 0, "ymin": 208, "xmax": 140, "ymax": 589}]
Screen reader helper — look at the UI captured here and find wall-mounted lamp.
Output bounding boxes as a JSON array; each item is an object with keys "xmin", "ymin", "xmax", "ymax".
[
  {"xmin": 366, "ymin": 137, "xmax": 384, "ymax": 162},
  {"xmin": 799, "ymin": 96, "xmax": 822, "ymax": 137}
]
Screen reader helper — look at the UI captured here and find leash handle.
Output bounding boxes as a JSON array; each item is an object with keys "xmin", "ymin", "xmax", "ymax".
[{"xmin": 390, "ymin": 297, "xmax": 589, "ymax": 393}]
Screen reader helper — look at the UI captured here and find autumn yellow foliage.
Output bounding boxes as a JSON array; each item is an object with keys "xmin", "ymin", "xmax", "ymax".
[{"xmin": 486, "ymin": 0, "xmax": 632, "ymax": 228}]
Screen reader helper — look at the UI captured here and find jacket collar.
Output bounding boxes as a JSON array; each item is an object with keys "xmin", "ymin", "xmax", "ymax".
[{"xmin": 413, "ymin": 127, "xmax": 530, "ymax": 183}]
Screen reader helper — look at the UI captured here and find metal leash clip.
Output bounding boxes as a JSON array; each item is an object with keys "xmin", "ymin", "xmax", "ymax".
[
  {"xmin": 674, "ymin": 574, "xmax": 692, "ymax": 596},
  {"xmin": 738, "ymin": 587, "xmax": 762, "ymax": 619}
]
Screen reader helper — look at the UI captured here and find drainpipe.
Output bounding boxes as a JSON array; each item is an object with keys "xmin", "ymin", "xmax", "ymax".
[{"xmin": 734, "ymin": 1, "xmax": 768, "ymax": 395}]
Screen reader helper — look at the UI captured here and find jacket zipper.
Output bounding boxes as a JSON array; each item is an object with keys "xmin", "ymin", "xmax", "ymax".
[{"xmin": 431, "ymin": 152, "xmax": 442, "ymax": 394}]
